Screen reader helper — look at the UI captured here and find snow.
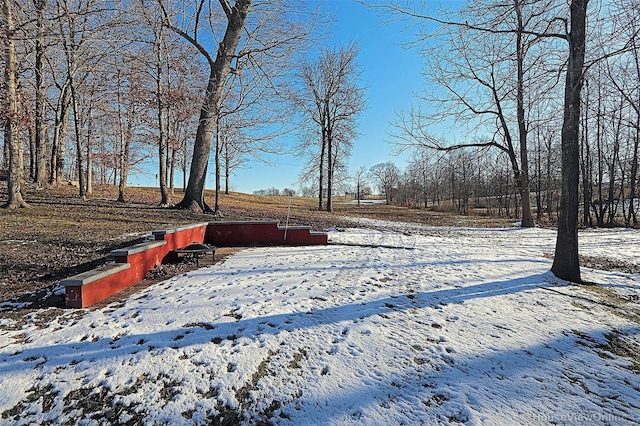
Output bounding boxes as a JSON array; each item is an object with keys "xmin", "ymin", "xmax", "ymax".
[{"xmin": 1, "ymin": 221, "xmax": 640, "ymax": 425}]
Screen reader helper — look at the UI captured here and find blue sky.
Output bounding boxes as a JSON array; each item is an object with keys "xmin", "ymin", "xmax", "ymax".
[
  {"xmin": 229, "ymin": 0, "xmax": 425, "ymax": 194},
  {"xmin": 131, "ymin": 1, "xmax": 456, "ymax": 193}
]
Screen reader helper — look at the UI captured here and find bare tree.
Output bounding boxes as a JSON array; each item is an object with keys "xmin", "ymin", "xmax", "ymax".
[
  {"xmin": 379, "ymin": 0, "xmax": 637, "ymax": 281},
  {"xmin": 1, "ymin": 0, "xmax": 28, "ymax": 208},
  {"xmin": 56, "ymin": 0, "xmax": 115, "ymax": 199},
  {"xmin": 217, "ymin": 117, "xmax": 247, "ymax": 195},
  {"xmin": 550, "ymin": 0, "xmax": 589, "ymax": 282},
  {"xmin": 111, "ymin": 53, "xmax": 145, "ymax": 203},
  {"xmin": 406, "ymin": 149, "xmax": 442, "ymax": 209},
  {"xmin": 605, "ymin": 3, "xmax": 640, "ymax": 226},
  {"xmin": 32, "ymin": 0, "xmax": 48, "ymax": 187},
  {"xmin": 384, "ymin": 0, "xmax": 567, "ymax": 228},
  {"xmin": 352, "ymin": 166, "xmax": 369, "ymax": 207},
  {"xmin": 156, "ymin": 0, "xmax": 316, "ymax": 213},
  {"xmin": 293, "ymin": 43, "xmax": 366, "ymax": 212},
  {"xmin": 552, "ymin": 0, "xmax": 639, "ymax": 280},
  {"xmin": 207, "ymin": 1, "xmax": 322, "ymax": 214},
  {"xmin": 153, "ymin": 0, "xmax": 252, "ymax": 212},
  {"xmin": 370, "ymin": 162, "xmax": 400, "ymax": 205},
  {"xmin": 155, "ymin": 27, "xmax": 170, "ymax": 205},
  {"xmin": 165, "ymin": 59, "xmax": 200, "ymax": 195},
  {"xmin": 50, "ymin": 76, "xmax": 72, "ymax": 185}
]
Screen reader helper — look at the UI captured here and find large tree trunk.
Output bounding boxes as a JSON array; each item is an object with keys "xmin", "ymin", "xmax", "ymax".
[
  {"xmin": 551, "ymin": 0, "xmax": 588, "ymax": 283},
  {"xmin": 2, "ymin": 0, "xmax": 27, "ymax": 208},
  {"xmin": 175, "ymin": 0, "xmax": 251, "ymax": 213}
]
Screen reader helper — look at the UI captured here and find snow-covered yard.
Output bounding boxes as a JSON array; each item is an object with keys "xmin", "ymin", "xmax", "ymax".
[{"xmin": 1, "ymin": 221, "xmax": 639, "ymax": 425}]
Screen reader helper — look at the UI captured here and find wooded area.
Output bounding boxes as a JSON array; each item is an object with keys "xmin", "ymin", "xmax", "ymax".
[
  {"xmin": 378, "ymin": 0, "xmax": 639, "ymax": 282},
  {"xmin": 0, "ymin": 0, "xmax": 321, "ymax": 211},
  {"xmin": 382, "ymin": 0, "xmax": 639, "ymax": 230}
]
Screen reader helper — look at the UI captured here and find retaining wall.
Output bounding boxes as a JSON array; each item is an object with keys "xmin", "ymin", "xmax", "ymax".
[
  {"xmin": 62, "ymin": 220, "xmax": 327, "ymax": 308},
  {"xmin": 206, "ymin": 221, "xmax": 327, "ymax": 246}
]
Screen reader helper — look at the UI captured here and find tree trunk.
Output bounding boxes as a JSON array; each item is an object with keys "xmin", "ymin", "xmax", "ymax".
[
  {"xmin": 535, "ymin": 130, "xmax": 543, "ymax": 221},
  {"xmin": 85, "ymin": 105, "xmax": 93, "ymax": 196},
  {"xmin": 51, "ymin": 80, "xmax": 71, "ymax": 185},
  {"xmin": 214, "ymin": 122, "xmax": 221, "ymax": 214},
  {"xmin": 318, "ymin": 125, "xmax": 326, "ymax": 211},
  {"xmin": 29, "ymin": 126, "xmax": 36, "ymax": 180},
  {"xmin": 59, "ymin": 3, "xmax": 86, "ymax": 199},
  {"xmin": 116, "ymin": 76, "xmax": 133, "ymax": 203},
  {"xmin": 595, "ymin": 92, "xmax": 605, "ymax": 226},
  {"xmin": 182, "ymin": 140, "xmax": 187, "ymax": 193},
  {"xmin": 65, "ymin": 43, "xmax": 85, "ymax": 199},
  {"xmin": 175, "ymin": 0, "xmax": 251, "ymax": 213},
  {"xmin": 34, "ymin": 0, "xmax": 48, "ymax": 187},
  {"xmin": 2, "ymin": 134, "xmax": 8, "ymax": 167},
  {"xmin": 224, "ymin": 141, "xmax": 230, "ymax": 195},
  {"xmin": 551, "ymin": 0, "xmax": 588, "ymax": 283},
  {"xmin": 580, "ymin": 79, "xmax": 592, "ymax": 227},
  {"xmin": 118, "ymin": 134, "xmax": 131, "ymax": 203},
  {"xmin": 156, "ymin": 36, "xmax": 170, "ymax": 207},
  {"xmin": 72, "ymin": 92, "xmax": 85, "ymax": 199},
  {"xmin": 2, "ymin": 0, "xmax": 27, "ymax": 208},
  {"xmin": 86, "ymin": 139, "xmax": 92, "ymax": 195},
  {"xmin": 169, "ymin": 146, "xmax": 176, "ymax": 196},
  {"xmin": 326, "ymin": 106, "xmax": 333, "ymax": 213},
  {"xmin": 607, "ymin": 105, "xmax": 623, "ymax": 226},
  {"xmin": 631, "ymin": 113, "xmax": 639, "ymax": 226},
  {"xmin": 631, "ymin": 43, "xmax": 640, "ymax": 226},
  {"xmin": 514, "ymin": 0, "xmax": 534, "ymax": 228}
]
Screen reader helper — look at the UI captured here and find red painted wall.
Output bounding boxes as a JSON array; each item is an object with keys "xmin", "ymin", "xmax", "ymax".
[
  {"xmin": 66, "ymin": 266, "xmax": 137, "ymax": 308},
  {"xmin": 205, "ymin": 221, "xmax": 327, "ymax": 246},
  {"xmin": 64, "ymin": 221, "xmax": 327, "ymax": 308},
  {"xmin": 153, "ymin": 223, "xmax": 207, "ymax": 262}
]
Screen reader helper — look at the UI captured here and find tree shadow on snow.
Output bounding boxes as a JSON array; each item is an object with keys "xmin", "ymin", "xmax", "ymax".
[
  {"xmin": 1, "ymin": 272, "xmax": 567, "ymax": 373},
  {"xmin": 2, "ymin": 271, "xmax": 639, "ymax": 423}
]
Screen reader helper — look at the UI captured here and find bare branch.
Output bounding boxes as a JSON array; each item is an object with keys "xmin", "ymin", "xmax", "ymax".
[{"xmin": 218, "ymin": 0, "xmax": 233, "ymax": 19}]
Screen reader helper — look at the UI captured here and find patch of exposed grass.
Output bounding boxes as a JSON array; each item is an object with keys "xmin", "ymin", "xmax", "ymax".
[
  {"xmin": 288, "ymin": 348, "xmax": 308, "ymax": 369},
  {"xmin": 582, "ymin": 284, "xmax": 640, "ymax": 324},
  {"xmin": 598, "ymin": 332, "xmax": 640, "ymax": 374},
  {"xmin": 1, "ymin": 383, "xmax": 58, "ymax": 420}
]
